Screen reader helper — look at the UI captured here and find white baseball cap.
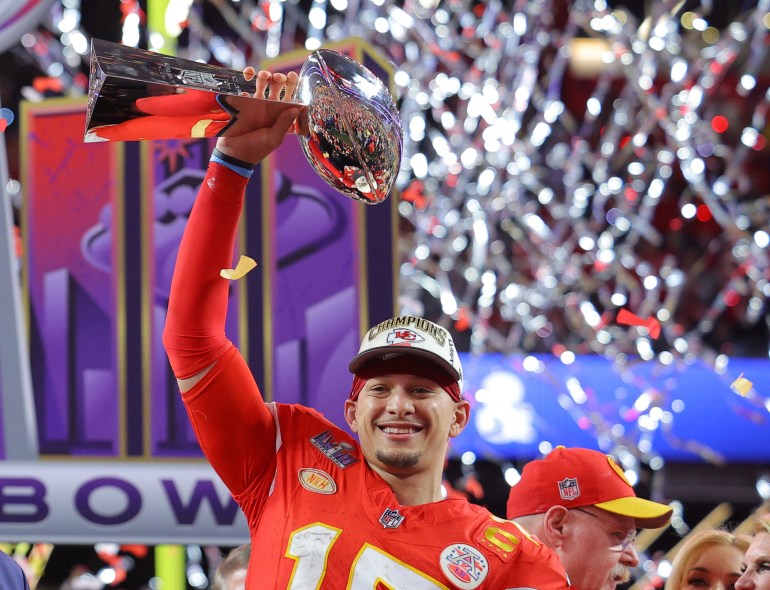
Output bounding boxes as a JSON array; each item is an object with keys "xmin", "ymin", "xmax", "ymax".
[{"xmin": 348, "ymin": 316, "xmax": 463, "ymax": 390}]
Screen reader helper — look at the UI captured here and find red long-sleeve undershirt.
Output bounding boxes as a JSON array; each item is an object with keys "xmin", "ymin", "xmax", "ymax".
[
  {"xmin": 162, "ymin": 161, "xmax": 246, "ymax": 378},
  {"xmin": 162, "ymin": 161, "xmax": 279, "ymax": 496}
]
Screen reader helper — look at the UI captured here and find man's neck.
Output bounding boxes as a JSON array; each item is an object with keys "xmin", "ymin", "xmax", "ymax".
[{"xmin": 370, "ymin": 463, "xmax": 445, "ymax": 506}]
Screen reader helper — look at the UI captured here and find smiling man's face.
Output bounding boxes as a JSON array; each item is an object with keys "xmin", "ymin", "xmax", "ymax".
[{"xmin": 345, "ymin": 372, "xmax": 468, "ymax": 481}]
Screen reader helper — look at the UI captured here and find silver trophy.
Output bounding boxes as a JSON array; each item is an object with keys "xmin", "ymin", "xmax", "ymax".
[{"xmin": 84, "ymin": 39, "xmax": 402, "ymax": 204}]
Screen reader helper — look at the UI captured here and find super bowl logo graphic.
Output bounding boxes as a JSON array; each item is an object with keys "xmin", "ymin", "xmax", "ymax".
[
  {"xmin": 439, "ymin": 543, "xmax": 489, "ymax": 589},
  {"xmin": 558, "ymin": 477, "xmax": 580, "ymax": 500}
]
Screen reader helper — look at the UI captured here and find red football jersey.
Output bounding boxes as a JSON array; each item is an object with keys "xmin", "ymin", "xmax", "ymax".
[{"xmin": 184, "ymin": 348, "xmax": 571, "ymax": 590}]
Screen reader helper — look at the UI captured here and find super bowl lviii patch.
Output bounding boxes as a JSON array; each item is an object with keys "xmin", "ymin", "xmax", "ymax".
[{"xmin": 309, "ymin": 430, "xmax": 359, "ymax": 469}]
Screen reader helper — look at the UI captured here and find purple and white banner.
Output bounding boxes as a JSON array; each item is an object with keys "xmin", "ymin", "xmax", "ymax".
[{"xmin": 0, "ymin": 461, "xmax": 248, "ymax": 544}]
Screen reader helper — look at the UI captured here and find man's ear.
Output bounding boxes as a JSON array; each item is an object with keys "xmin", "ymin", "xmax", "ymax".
[
  {"xmin": 344, "ymin": 399, "xmax": 358, "ymax": 432},
  {"xmin": 542, "ymin": 506, "xmax": 571, "ymax": 548},
  {"xmin": 449, "ymin": 400, "xmax": 471, "ymax": 438}
]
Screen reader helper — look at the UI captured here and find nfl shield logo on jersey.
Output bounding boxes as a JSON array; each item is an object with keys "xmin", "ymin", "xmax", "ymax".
[
  {"xmin": 379, "ymin": 508, "xmax": 405, "ymax": 529},
  {"xmin": 558, "ymin": 477, "xmax": 580, "ymax": 500}
]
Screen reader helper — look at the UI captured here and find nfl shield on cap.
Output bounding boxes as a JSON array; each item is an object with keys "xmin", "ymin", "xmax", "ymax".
[
  {"xmin": 506, "ymin": 446, "xmax": 672, "ymax": 529},
  {"xmin": 348, "ymin": 316, "xmax": 463, "ymax": 390}
]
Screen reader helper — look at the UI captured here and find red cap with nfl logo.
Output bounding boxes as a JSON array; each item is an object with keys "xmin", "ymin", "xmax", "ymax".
[{"xmin": 506, "ymin": 446, "xmax": 672, "ymax": 529}]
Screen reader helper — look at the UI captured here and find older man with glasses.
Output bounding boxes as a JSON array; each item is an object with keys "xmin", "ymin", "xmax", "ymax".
[{"xmin": 507, "ymin": 446, "xmax": 673, "ymax": 590}]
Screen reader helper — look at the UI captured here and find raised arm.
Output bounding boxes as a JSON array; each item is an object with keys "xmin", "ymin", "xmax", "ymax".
[
  {"xmin": 161, "ymin": 71, "xmax": 304, "ymax": 494},
  {"xmin": 162, "ymin": 71, "xmax": 302, "ymax": 392}
]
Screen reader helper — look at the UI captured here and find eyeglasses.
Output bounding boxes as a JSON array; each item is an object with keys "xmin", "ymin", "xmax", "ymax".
[{"xmin": 573, "ymin": 508, "xmax": 638, "ymax": 551}]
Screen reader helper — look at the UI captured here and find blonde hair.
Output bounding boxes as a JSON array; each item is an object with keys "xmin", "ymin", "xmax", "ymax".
[
  {"xmin": 754, "ymin": 514, "xmax": 770, "ymax": 535},
  {"xmin": 211, "ymin": 543, "xmax": 251, "ymax": 590},
  {"xmin": 664, "ymin": 529, "xmax": 750, "ymax": 590}
]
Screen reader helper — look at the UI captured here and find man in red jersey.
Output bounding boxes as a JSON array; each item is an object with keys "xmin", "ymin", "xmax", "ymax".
[
  {"xmin": 163, "ymin": 69, "xmax": 572, "ymax": 590},
  {"xmin": 507, "ymin": 446, "xmax": 673, "ymax": 590}
]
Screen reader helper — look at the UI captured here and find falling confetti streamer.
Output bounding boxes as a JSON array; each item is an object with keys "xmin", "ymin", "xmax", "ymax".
[
  {"xmin": 730, "ymin": 372, "xmax": 753, "ymax": 397},
  {"xmin": 617, "ymin": 308, "xmax": 662, "ymax": 339},
  {"xmin": 220, "ymin": 255, "xmax": 257, "ymax": 280}
]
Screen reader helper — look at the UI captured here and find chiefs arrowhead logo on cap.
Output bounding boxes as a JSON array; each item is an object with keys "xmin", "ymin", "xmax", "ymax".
[
  {"xmin": 607, "ymin": 456, "xmax": 632, "ymax": 486},
  {"xmin": 386, "ymin": 328, "xmax": 425, "ymax": 345}
]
